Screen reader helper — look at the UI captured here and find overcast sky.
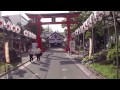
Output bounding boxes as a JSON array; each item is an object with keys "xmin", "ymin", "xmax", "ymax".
[{"xmin": 1, "ymin": 11, "xmax": 69, "ymax": 32}]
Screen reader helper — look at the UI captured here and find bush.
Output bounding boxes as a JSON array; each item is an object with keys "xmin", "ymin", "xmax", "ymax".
[
  {"xmin": 82, "ymin": 56, "xmax": 89, "ymax": 64},
  {"xmin": 107, "ymin": 49, "xmax": 120, "ymax": 65},
  {"xmin": 93, "ymin": 50, "xmax": 107, "ymax": 63}
]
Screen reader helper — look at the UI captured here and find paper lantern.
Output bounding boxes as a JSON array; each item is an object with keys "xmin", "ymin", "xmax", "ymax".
[
  {"xmin": 24, "ymin": 30, "xmax": 28, "ymax": 37},
  {"xmin": 78, "ymin": 28, "xmax": 82, "ymax": 34},
  {"xmin": 104, "ymin": 11, "xmax": 110, "ymax": 16},
  {"xmin": 97, "ymin": 11, "xmax": 104, "ymax": 21},
  {"xmin": 28, "ymin": 31, "xmax": 31, "ymax": 37},
  {"xmin": 16, "ymin": 25, "xmax": 21, "ymax": 33},
  {"xmin": 0, "ymin": 18, "xmax": 4, "ymax": 28},
  {"xmin": 11, "ymin": 24, "xmax": 16, "ymax": 32},
  {"xmin": 6, "ymin": 21, "xmax": 12, "ymax": 31}
]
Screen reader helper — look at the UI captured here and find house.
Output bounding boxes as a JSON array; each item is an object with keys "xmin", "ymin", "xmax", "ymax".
[{"xmin": 48, "ymin": 32, "xmax": 65, "ymax": 48}]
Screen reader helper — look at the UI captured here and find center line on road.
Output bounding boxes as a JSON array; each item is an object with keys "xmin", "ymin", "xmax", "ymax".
[{"xmin": 61, "ymin": 69, "xmax": 68, "ymax": 71}]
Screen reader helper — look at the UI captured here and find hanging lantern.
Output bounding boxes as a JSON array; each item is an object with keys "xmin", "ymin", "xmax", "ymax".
[
  {"xmin": 0, "ymin": 18, "xmax": 4, "ymax": 28},
  {"xmin": 11, "ymin": 24, "xmax": 16, "ymax": 32},
  {"xmin": 104, "ymin": 11, "xmax": 110, "ymax": 16},
  {"xmin": 24, "ymin": 30, "xmax": 28, "ymax": 37},
  {"xmin": 78, "ymin": 28, "xmax": 82, "ymax": 34},
  {"xmin": 97, "ymin": 11, "xmax": 104, "ymax": 21},
  {"xmin": 89, "ymin": 14, "xmax": 93, "ymax": 24},
  {"xmin": 29, "ymin": 31, "xmax": 32, "ymax": 38},
  {"xmin": 99, "ymin": 11, "xmax": 104, "ymax": 16},
  {"xmin": 6, "ymin": 21, "xmax": 12, "ymax": 31},
  {"xmin": 31, "ymin": 33, "xmax": 34, "ymax": 39},
  {"xmin": 75, "ymin": 30, "xmax": 78, "ymax": 35},
  {"xmin": 16, "ymin": 25, "xmax": 21, "ymax": 34},
  {"xmin": 84, "ymin": 21, "xmax": 89, "ymax": 30}
]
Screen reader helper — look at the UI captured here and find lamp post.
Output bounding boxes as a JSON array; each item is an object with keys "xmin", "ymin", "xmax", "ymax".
[
  {"xmin": 112, "ymin": 11, "xmax": 119, "ymax": 79},
  {"xmin": 83, "ymin": 32, "xmax": 85, "ymax": 57}
]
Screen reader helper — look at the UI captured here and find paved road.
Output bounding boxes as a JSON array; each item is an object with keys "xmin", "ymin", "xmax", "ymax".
[{"xmin": 1, "ymin": 48, "xmax": 89, "ymax": 79}]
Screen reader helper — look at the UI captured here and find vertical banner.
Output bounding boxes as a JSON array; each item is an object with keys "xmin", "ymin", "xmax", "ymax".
[
  {"xmin": 4, "ymin": 41, "xmax": 10, "ymax": 63},
  {"xmin": 89, "ymin": 38, "xmax": 92, "ymax": 59},
  {"xmin": 70, "ymin": 40, "xmax": 75, "ymax": 53}
]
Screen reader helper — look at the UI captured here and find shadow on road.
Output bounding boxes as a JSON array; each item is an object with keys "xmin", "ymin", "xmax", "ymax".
[
  {"xmin": 32, "ymin": 62, "xmax": 40, "ymax": 65},
  {"xmin": 40, "ymin": 68, "xmax": 48, "ymax": 71},
  {"xmin": 14, "ymin": 69, "xmax": 27, "ymax": 77},
  {"xmin": 60, "ymin": 60, "xmax": 75, "ymax": 65}
]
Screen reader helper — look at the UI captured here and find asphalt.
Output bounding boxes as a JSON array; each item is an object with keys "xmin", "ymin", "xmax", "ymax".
[{"xmin": 0, "ymin": 48, "xmax": 89, "ymax": 79}]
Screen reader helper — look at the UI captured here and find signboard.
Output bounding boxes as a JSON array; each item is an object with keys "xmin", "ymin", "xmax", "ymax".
[
  {"xmin": 70, "ymin": 41, "xmax": 75, "ymax": 53},
  {"xmin": 4, "ymin": 41, "xmax": 10, "ymax": 63},
  {"xmin": 89, "ymin": 38, "xmax": 92, "ymax": 59},
  {"xmin": 32, "ymin": 43, "xmax": 38, "ymax": 49}
]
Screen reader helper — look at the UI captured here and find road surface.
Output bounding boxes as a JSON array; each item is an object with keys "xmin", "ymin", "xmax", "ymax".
[{"xmin": 1, "ymin": 48, "xmax": 89, "ymax": 79}]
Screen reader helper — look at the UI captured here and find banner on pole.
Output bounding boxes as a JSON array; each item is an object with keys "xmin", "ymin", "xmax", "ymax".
[
  {"xmin": 89, "ymin": 38, "xmax": 92, "ymax": 59},
  {"xmin": 4, "ymin": 41, "xmax": 10, "ymax": 63},
  {"xmin": 70, "ymin": 40, "xmax": 75, "ymax": 53}
]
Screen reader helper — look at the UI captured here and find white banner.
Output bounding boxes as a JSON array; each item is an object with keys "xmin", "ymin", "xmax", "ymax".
[
  {"xmin": 70, "ymin": 41, "xmax": 75, "ymax": 53},
  {"xmin": 4, "ymin": 41, "xmax": 10, "ymax": 63}
]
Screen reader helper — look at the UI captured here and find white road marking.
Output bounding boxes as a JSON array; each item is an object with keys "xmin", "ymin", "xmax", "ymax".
[
  {"xmin": 29, "ymin": 73, "xmax": 38, "ymax": 79},
  {"xmin": 63, "ymin": 76, "xmax": 67, "ymax": 79},
  {"xmin": 61, "ymin": 69, "xmax": 68, "ymax": 71}
]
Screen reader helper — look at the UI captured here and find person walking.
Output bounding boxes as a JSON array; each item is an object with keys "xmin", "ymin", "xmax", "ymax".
[
  {"xmin": 35, "ymin": 47, "xmax": 41, "ymax": 61},
  {"xmin": 28, "ymin": 47, "xmax": 34, "ymax": 62}
]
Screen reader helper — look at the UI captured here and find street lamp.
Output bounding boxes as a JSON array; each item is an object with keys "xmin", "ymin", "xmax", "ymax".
[{"xmin": 112, "ymin": 11, "xmax": 119, "ymax": 79}]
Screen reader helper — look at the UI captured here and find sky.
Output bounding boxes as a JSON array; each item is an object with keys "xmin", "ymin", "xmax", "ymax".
[{"xmin": 1, "ymin": 11, "xmax": 69, "ymax": 32}]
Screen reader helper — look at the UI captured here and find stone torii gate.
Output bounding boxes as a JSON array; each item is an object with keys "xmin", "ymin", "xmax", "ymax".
[{"xmin": 26, "ymin": 12, "xmax": 80, "ymax": 52}]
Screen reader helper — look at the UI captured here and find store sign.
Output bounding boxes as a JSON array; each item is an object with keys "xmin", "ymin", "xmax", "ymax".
[
  {"xmin": 4, "ymin": 41, "xmax": 10, "ymax": 63},
  {"xmin": 70, "ymin": 41, "xmax": 75, "ymax": 52}
]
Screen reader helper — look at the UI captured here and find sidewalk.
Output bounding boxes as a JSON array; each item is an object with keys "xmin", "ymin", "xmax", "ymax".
[
  {"xmin": 0, "ymin": 53, "xmax": 36, "ymax": 77},
  {"xmin": 66, "ymin": 52, "xmax": 106, "ymax": 79}
]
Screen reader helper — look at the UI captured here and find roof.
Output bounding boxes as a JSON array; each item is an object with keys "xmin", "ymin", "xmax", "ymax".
[
  {"xmin": 2, "ymin": 13, "xmax": 30, "ymax": 26},
  {"xmin": 49, "ymin": 32, "xmax": 65, "ymax": 39}
]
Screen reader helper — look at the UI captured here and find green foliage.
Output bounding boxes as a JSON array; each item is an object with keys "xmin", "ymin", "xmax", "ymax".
[
  {"xmin": 107, "ymin": 49, "xmax": 120, "ymax": 65},
  {"xmin": 82, "ymin": 56, "xmax": 89, "ymax": 64},
  {"xmin": 85, "ymin": 31, "xmax": 91, "ymax": 40},
  {"xmin": 90, "ymin": 63, "xmax": 120, "ymax": 79}
]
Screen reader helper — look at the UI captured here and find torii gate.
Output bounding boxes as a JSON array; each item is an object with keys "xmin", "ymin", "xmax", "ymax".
[{"xmin": 26, "ymin": 12, "xmax": 80, "ymax": 52}]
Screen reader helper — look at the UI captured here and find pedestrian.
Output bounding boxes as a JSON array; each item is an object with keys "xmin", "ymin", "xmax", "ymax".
[
  {"xmin": 28, "ymin": 47, "xmax": 34, "ymax": 62},
  {"xmin": 35, "ymin": 47, "xmax": 41, "ymax": 61}
]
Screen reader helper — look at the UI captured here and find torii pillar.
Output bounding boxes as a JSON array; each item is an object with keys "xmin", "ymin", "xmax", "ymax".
[
  {"xmin": 67, "ymin": 16, "xmax": 70, "ymax": 52},
  {"xmin": 37, "ymin": 17, "xmax": 43, "ymax": 51}
]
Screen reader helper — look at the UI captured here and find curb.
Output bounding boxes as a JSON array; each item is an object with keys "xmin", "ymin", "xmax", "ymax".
[
  {"xmin": 87, "ymin": 66, "xmax": 106, "ymax": 79},
  {"xmin": 66, "ymin": 53, "xmax": 106, "ymax": 79},
  {"xmin": 0, "ymin": 57, "xmax": 36, "ymax": 78}
]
